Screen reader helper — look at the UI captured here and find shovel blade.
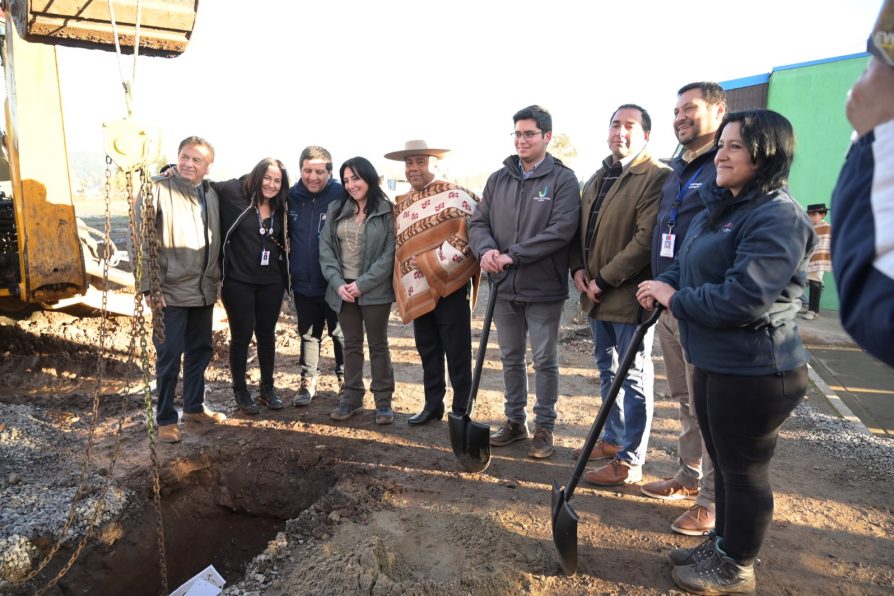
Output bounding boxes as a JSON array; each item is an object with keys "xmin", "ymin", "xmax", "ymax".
[
  {"xmin": 551, "ymin": 481, "xmax": 579, "ymax": 576},
  {"xmin": 447, "ymin": 412, "xmax": 492, "ymax": 473}
]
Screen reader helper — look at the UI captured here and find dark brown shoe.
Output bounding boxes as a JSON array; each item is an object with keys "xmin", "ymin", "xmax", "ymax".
[
  {"xmin": 490, "ymin": 420, "xmax": 530, "ymax": 446},
  {"xmin": 572, "ymin": 439, "xmax": 621, "ymax": 460}
]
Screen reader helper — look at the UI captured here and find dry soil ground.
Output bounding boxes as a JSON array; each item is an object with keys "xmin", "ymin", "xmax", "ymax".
[{"xmin": 1, "ymin": 280, "xmax": 893, "ymax": 595}]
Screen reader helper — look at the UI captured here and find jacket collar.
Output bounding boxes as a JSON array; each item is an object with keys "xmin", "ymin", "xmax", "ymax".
[{"xmin": 501, "ymin": 152, "xmax": 565, "ymax": 180}]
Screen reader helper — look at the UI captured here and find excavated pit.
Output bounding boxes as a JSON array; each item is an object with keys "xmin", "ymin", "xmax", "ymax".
[{"xmin": 34, "ymin": 449, "xmax": 336, "ymax": 595}]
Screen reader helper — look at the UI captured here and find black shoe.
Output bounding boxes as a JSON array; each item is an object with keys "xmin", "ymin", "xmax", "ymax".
[
  {"xmin": 407, "ymin": 405, "xmax": 445, "ymax": 425},
  {"xmin": 234, "ymin": 388, "xmax": 260, "ymax": 415},
  {"xmin": 259, "ymin": 386, "xmax": 284, "ymax": 410}
]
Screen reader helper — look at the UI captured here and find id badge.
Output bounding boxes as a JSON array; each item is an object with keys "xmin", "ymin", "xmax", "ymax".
[
  {"xmin": 660, "ymin": 233, "xmax": 675, "ymax": 258},
  {"xmin": 260, "ymin": 249, "xmax": 270, "ymax": 266}
]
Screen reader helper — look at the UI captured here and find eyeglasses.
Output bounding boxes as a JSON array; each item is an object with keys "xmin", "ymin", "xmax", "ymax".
[{"xmin": 511, "ymin": 130, "xmax": 543, "ymax": 140}]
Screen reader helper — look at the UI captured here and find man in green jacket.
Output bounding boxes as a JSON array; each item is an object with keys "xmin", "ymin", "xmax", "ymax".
[
  {"xmin": 141, "ymin": 136, "xmax": 225, "ymax": 443},
  {"xmin": 570, "ymin": 105, "xmax": 670, "ymax": 485}
]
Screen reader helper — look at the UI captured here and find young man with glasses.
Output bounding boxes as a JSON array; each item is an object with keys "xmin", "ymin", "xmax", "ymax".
[{"xmin": 469, "ymin": 105, "xmax": 580, "ymax": 459}]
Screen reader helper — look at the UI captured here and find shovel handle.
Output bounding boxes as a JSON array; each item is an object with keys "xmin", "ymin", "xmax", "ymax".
[
  {"xmin": 462, "ymin": 272, "xmax": 506, "ymax": 418},
  {"xmin": 562, "ymin": 305, "xmax": 663, "ymax": 501}
]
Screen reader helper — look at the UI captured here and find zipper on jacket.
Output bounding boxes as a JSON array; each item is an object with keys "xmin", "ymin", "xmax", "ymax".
[{"xmin": 221, "ymin": 205, "xmax": 254, "ymax": 282}]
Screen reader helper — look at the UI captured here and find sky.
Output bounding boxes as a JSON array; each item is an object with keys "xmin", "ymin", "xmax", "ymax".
[{"xmin": 54, "ymin": 0, "xmax": 883, "ymax": 186}]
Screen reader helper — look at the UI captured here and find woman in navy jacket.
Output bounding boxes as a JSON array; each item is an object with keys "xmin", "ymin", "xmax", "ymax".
[{"xmin": 637, "ymin": 110, "xmax": 816, "ymax": 595}]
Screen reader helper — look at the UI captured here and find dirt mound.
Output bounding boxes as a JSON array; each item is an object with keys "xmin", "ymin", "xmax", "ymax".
[{"xmin": 1, "ymin": 298, "xmax": 892, "ymax": 594}]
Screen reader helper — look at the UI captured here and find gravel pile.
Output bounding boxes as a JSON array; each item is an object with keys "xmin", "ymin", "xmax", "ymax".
[
  {"xmin": 0, "ymin": 403, "xmax": 130, "ymax": 587},
  {"xmin": 786, "ymin": 400, "xmax": 894, "ymax": 480}
]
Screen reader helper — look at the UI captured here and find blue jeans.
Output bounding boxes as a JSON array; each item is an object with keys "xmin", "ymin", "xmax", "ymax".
[
  {"xmin": 154, "ymin": 305, "xmax": 214, "ymax": 427},
  {"xmin": 589, "ymin": 317, "xmax": 655, "ymax": 466},
  {"xmin": 492, "ymin": 299, "xmax": 564, "ymax": 431}
]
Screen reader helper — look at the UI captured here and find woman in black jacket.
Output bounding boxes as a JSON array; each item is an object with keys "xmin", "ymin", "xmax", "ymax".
[{"xmin": 217, "ymin": 158, "xmax": 290, "ymax": 414}]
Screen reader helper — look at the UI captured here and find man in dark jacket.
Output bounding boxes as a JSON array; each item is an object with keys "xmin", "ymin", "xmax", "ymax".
[
  {"xmin": 469, "ymin": 105, "xmax": 580, "ymax": 459},
  {"xmin": 832, "ymin": 55, "xmax": 894, "ymax": 367},
  {"xmin": 639, "ymin": 82, "xmax": 726, "ymax": 536},
  {"xmin": 570, "ymin": 104, "xmax": 669, "ymax": 486},
  {"xmin": 288, "ymin": 146, "xmax": 345, "ymax": 405}
]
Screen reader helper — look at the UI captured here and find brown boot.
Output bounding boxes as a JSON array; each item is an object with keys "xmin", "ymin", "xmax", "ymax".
[
  {"xmin": 583, "ymin": 459, "xmax": 642, "ymax": 486},
  {"xmin": 490, "ymin": 420, "xmax": 530, "ymax": 446},
  {"xmin": 572, "ymin": 439, "xmax": 620, "ymax": 460},
  {"xmin": 158, "ymin": 424, "xmax": 181, "ymax": 443},
  {"xmin": 671, "ymin": 504, "xmax": 716, "ymax": 536}
]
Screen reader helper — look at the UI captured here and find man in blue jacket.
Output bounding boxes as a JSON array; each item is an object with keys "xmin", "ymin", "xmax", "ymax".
[
  {"xmin": 832, "ymin": 55, "xmax": 894, "ymax": 367},
  {"xmin": 288, "ymin": 146, "xmax": 346, "ymax": 405},
  {"xmin": 640, "ymin": 82, "xmax": 726, "ymax": 536}
]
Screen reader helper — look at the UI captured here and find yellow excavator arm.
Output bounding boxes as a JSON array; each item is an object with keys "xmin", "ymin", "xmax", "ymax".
[{"xmin": 0, "ymin": 0, "xmax": 198, "ymax": 310}]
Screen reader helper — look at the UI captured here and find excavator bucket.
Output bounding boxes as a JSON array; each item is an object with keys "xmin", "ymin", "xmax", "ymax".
[{"xmin": 7, "ymin": 0, "xmax": 199, "ymax": 57}]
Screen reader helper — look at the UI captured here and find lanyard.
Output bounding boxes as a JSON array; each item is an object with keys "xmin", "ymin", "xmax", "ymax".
[{"xmin": 667, "ymin": 164, "xmax": 705, "ymax": 231}]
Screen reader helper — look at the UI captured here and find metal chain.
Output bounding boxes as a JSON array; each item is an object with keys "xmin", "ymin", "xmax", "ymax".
[
  {"xmin": 16, "ymin": 157, "xmax": 122, "ymax": 591},
  {"xmin": 141, "ymin": 171, "xmax": 166, "ymax": 343},
  {"xmin": 137, "ymin": 165, "xmax": 169, "ymax": 594}
]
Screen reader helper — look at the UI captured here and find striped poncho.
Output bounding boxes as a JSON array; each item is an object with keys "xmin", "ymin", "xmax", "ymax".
[{"xmin": 392, "ymin": 180, "xmax": 480, "ymax": 324}]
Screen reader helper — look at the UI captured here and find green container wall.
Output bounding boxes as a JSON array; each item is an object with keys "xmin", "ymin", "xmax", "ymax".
[{"xmin": 766, "ymin": 55, "xmax": 869, "ymax": 311}]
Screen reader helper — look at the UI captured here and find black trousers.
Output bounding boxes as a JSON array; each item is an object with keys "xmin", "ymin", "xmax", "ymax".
[
  {"xmin": 221, "ymin": 278, "xmax": 284, "ymax": 390},
  {"xmin": 154, "ymin": 304, "xmax": 213, "ymax": 426},
  {"xmin": 412, "ymin": 286, "xmax": 472, "ymax": 413},
  {"xmin": 293, "ymin": 293, "xmax": 344, "ymax": 377},
  {"xmin": 808, "ymin": 280, "xmax": 823, "ymax": 313},
  {"xmin": 693, "ymin": 365, "xmax": 807, "ymax": 565}
]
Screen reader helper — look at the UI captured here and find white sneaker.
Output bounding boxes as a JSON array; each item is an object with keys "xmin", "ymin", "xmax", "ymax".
[{"xmin": 801, "ymin": 311, "xmax": 817, "ymax": 321}]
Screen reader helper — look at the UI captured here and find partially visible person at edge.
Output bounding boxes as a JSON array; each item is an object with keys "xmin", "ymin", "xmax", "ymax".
[
  {"xmin": 802, "ymin": 203, "xmax": 831, "ymax": 321},
  {"xmin": 139, "ymin": 136, "xmax": 226, "ymax": 444},
  {"xmin": 287, "ymin": 146, "xmax": 346, "ymax": 407},
  {"xmin": 319, "ymin": 157, "xmax": 396, "ymax": 425},
  {"xmin": 386, "ymin": 139, "xmax": 480, "ymax": 426},
  {"xmin": 637, "ymin": 109, "xmax": 816, "ymax": 595},
  {"xmin": 639, "ymin": 81, "xmax": 727, "ymax": 537},
  {"xmin": 468, "ymin": 105, "xmax": 580, "ymax": 459},
  {"xmin": 216, "ymin": 158, "xmax": 290, "ymax": 415},
  {"xmin": 831, "ymin": 55, "xmax": 894, "ymax": 366},
  {"xmin": 569, "ymin": 103, "xmax": 669, "ymax": 487}
]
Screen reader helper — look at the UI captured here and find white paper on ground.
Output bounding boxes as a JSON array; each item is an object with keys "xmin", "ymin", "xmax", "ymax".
[{"xmin": 169, "ymin": 564, "xmax": 225, "ymax": 596}]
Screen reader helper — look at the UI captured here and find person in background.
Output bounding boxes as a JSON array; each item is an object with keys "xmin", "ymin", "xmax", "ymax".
[
  {"xmin": 386, "ymin": 139, "xmax": 479, "ymax": 425},
  {"xmin": 640, "ymin": 81, "xmax": 726, "ymax": 536},
  {"xmin": 468, "ymin": 104, "xmax": 580, "ymax": 459},
  {"xmin": 831, "ymin": 55, "xmax": 894, "ymax": 366},
  {"xmin": 637, "ymin": 110, "xmax": 816, "ymax": 594},
  {"xmin": 217, "ymin": 158, "xmax": 290, "ymax": 414},
  {"xmin": 802, "ymin": 203, "xmax": 831, "ymax": 321},
  {"xmin": 287, "ymin": 146, "xmax": 346, "ymax": 406},
  {"xmin": 319, "ymin": 157, "xmax": 396, "ymax": 425},
  {"xmin": 570, "ymin": 104, "xmax": 669, "ymax": 486},
  {"xmin": 140, "ymin": 136, "xmax": 225, "ymax": 444}
]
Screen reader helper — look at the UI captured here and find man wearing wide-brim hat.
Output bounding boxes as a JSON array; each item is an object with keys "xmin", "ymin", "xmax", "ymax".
[{"xmin": 385, "ymin": 139, "xmax": 480, "ymax": 425}]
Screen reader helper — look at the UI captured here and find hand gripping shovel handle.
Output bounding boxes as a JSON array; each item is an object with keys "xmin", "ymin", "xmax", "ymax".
[{"xmin": 562, "ymin": 305, "xmax": 662, "ymax": 500}]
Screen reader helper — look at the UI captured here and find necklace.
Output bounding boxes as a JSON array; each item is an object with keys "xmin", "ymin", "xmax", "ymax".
[{"xmin": 346, "ymin": 215, "xmax": 365, "ymax": 254}]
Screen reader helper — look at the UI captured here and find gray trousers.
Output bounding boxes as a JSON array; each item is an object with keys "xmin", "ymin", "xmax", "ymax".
[
  {"xmin": 492, "ymin": 298, "xmax": 564, "ymax": 431},
  {"xmin": 337, "ymin": 301, "xmax": 394, "ymax": 409},
  {"xmin": 657, "ymin": 309, "xmax": 715, "ymax": 508}
]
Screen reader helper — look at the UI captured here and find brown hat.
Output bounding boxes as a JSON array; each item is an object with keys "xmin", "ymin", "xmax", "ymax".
[
  {"xmin": 384, "ymin": 139, "xmax": 450, "ymax": 161},
  {"xmin": 806, "ymin": 203, "xmax": 828, "ymax": 213}
]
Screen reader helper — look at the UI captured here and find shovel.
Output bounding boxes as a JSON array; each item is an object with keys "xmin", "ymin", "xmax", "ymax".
[
  {"xmin": 448, "ymin": 274, "xmax": 502, "ymax": 473},
  {"xmin": 551, "ymin": 306, "xmax": 663, "ymax": 575}
]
